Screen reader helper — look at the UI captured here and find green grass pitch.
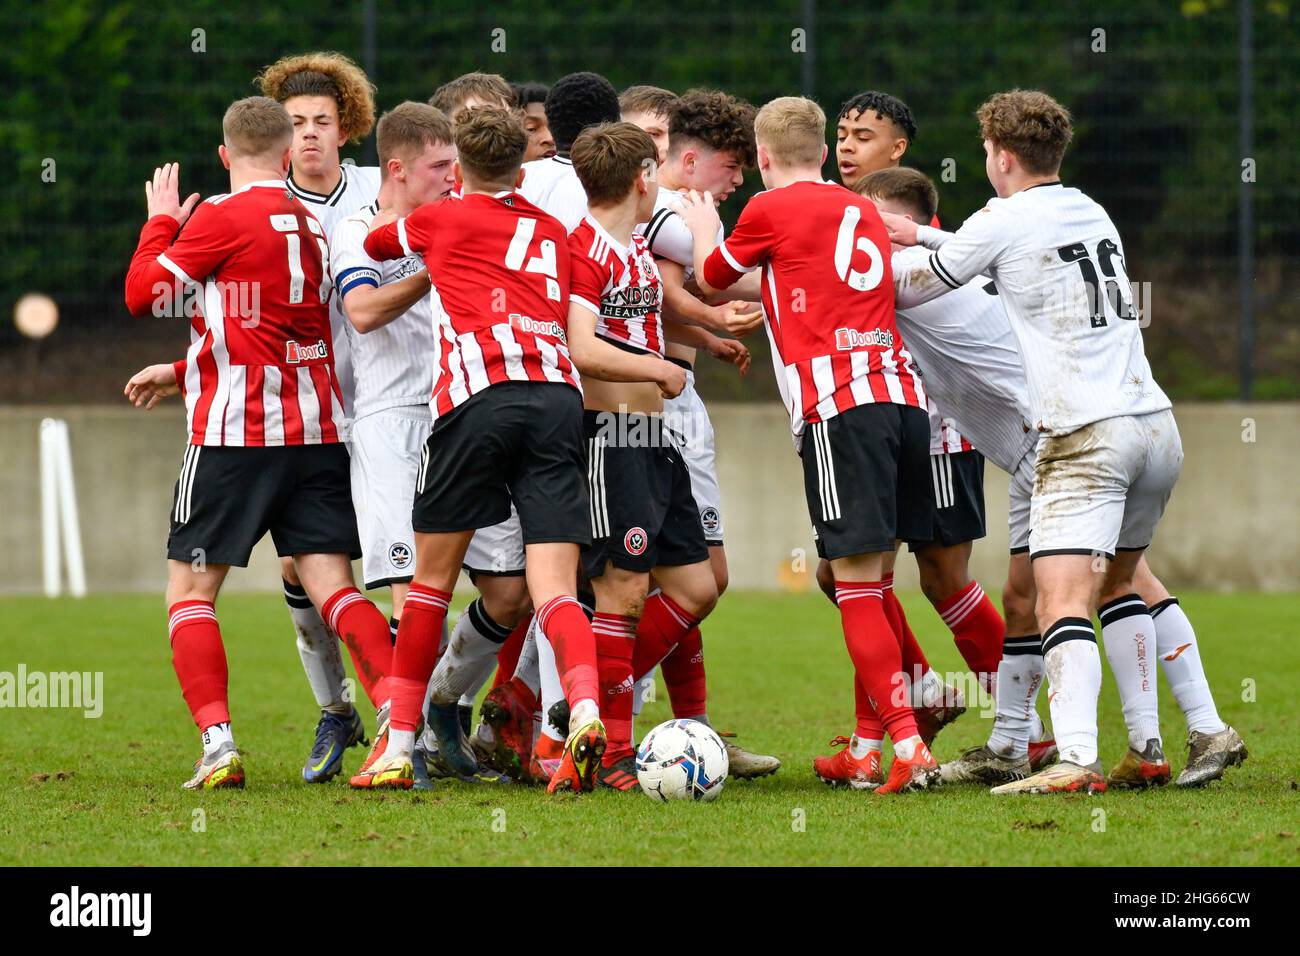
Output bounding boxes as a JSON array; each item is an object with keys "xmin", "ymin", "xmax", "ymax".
[{"xmin": 1, "ymin": 589, "xmax": 1295, "ymax": 866}]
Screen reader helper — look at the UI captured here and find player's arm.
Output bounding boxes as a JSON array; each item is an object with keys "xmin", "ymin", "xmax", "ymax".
[
  {"xmin": 342, "ymin": 271, "xmax": 432, "ymax": 333},
  {"xmin": 657, "ymin": 258, "xmax": 762, "ymax": 336},
  {"xmin": 889, "ymin": 207, "xmax": 1011, "ymax": 309},
  {"xmin": 124, "ymin": 163, "xmax": 212, "ymax": 316},
  {"xmin": 567, "ymin": 300, "xmax": 685, "ymax": 398},
  {"xmin": 680, "ymin": 189, "xmax": 772, "ymax": 306},
  {"xmin": 363, "ymin": 205, "xmax": 434, "ymax": 262},
  {"xmin": 665, "ymin": 319, "xmax": 751, "ymax": 377}
]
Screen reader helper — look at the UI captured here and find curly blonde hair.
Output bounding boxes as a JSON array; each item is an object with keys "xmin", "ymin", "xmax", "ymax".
[{"xmin": 257, "ymin": 51, "xmax": 376, "ymax": 143}]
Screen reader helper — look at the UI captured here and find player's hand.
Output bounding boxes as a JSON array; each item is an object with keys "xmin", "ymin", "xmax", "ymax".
[
  {"xmin": 705, "ymin": 334, "xmax": 751, "ymax": 377},
  {"xmin": 713, "ymin": 300, "xmax": 763, "ymax": 337},
  {"xmin": 369, "ymin": 210, "xmax": 399, "ymax": 230},
  {"xmin": 145, "ymin": 163, "xmax": 201, "ymax": 227},
  {"xmin": 879, "ymin": 210, "xmax": 919, "ymax": 247},
  {"xmin": 124, "ymin": 364, "xmax": 180, "ymax": 410},
  {"xmin": 656, "ymin": 359, "xmax": 688, "ymax": 399},
  {"xmin": 679, "ymin": 189, "xmax": 721, "ymax": 236}
]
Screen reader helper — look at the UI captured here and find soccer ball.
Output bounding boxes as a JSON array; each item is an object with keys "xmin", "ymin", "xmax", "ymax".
[{"xmin": 635, "ymin": 719, "xmax": 728, "ymax": 802}]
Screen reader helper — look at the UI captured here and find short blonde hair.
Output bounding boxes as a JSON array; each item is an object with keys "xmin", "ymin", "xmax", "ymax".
[
  {"xmin": 222, "ymin": 96, "xmax": 293, "ymax": 160},
  {"xmin": 257, "ymin": 51, "xmax": 377, "ymax": 143},
  {"xmin": 454, "ymin": 106, "xmax": 528, "ymax": 187},
  {"xmin": 755, "ymin": 96, "xmax": 826, "ymax": 167},
  {"xmin": 977, "ymin": 90, "xmax": 1073, "ymax": 175},
  {"xmin": 571, "ymin": 122, "xmax": 658, "ymax": 206}
]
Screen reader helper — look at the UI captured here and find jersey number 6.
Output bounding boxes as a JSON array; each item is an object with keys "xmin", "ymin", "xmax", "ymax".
[{"xmin": 834, "ymin": 206, "xmax": 885, "ymax": 292}]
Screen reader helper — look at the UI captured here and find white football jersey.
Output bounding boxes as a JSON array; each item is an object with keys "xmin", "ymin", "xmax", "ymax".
[
  {"xmin": 330, "ymin": 203, "xmax": 434, "ymax": 420},
  {"xmin": 896, "ymin": 183, "xmax": 1169, "ymax": 436},
  {"xmin": 519, "ymin": 155, "xmax": 588, "ymax": 232},
  {"xmin": 893, "ymin": 246, "xmax": 1037, "ymax": 474},
  {"xmin": 288, "ymin": 162, "xmax": 382, "ymax": 421}
]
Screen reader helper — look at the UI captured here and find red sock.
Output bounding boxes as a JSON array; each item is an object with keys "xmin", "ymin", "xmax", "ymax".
[
  {"xmin": 593, "ymin": 612, "xmax": 637, "ymax": 763},
  {"xmin": 388, "ymin": 584, "xmax": 451, "ymax": 732},
  {"xmin": 323, "ymin": 587, "xmax": 393, "ymax": 710},
  {"xmin": 631, "ymin": 591, "xmax": 698, "ymax": 680},
  {"xmin": 492, "ymin": 614, "xmax": 532, "ymax": 690},
  {"xmin": 853, "ymin": 673, "xmax": 886, "ymax": 740},
  {"xmin": 662, "ymin": 625, "xmax": 707, "ymax": 719},
  {"xmin": 835, "ymin": 581, "xmax": 918, "ymax": 742},
  {"xmin": 937, "ymin": 580, "xmax": 1004, "ymax": 684},
  {"xmin": 168, "ymin": 601, "xmax": 229, "ymax": 730},
  {"xmin": 882, "ymin": 573, "xmax": 929, "ymax": 684},
  {"xmin": 536, "ymin": 595, "xmax": 599, "ymax": 707}
]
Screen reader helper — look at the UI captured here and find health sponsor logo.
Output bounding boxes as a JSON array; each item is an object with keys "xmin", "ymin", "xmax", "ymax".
[
  {"xmin": 624, "ymin": 527, "xmax": 648, "ymax": 556},
  {"xmin": 389, "ymin": 542, "xmax": 413, "ymax": 570},
  {"xmin": 509, "ymin": 313, "xmax": 566, "ymax": 343},
  {"xmin": 285, "ymin": 338, "xmax": 329, "ymax": 364},
  {"xmin": 834, "ymin": 327, "xmax": 894, "ymax": 351}
]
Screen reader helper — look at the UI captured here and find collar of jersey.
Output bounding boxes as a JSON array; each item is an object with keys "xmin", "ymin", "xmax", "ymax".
[
  {"xmin": 582, "ymin": 213, "xmax": 634, "ymax": 258},
  {"xmin": 235, "ymin": 179, "xmax": 290, "ymax": 194},
  {"xmin": 288, "ymin": 164, "xmax": 347, "ymax": 204}
]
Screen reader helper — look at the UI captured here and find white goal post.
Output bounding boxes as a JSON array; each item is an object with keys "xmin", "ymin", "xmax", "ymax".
[{"xmin": 40, "ymin": 418, "xmax": 86, "ymax": 598}]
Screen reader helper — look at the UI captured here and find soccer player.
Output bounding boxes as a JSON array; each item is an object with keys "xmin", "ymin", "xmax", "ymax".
[
  {"xmin": 884, "ymin": 90, "xmax": 1184, "ymax": 795},
  {"xmin": 862, "ymin": 167, "xmax": 1246, "ymax": 788},
  {"xmin": 681, "ymin": 96, "xmax": 935, "ymax": 793},
  {"xmin": 122, "ymin": 97, "xmax": 395, "ymax": 790},
  {"xmin": 632, "ymin": 88, "xmax": 780, "ymax": 779},
  {"xmin": 256, "ymin": 52, "xmax": 383, "ymax": 781},
  {"xmin": 429, "ymin": 71, "xmax": 514, "ymax": 116},
  {"xmin": 812, "ymin": 91, "xmax": 1003, "ymax": 790},
  {"xmin": 620, "ymin": 85, "xmax": 677, "ymax": 165},
  {"xmin": 354, "ymin": 106, "xmax": 606, "ymax": 794},
  {"xmin": 512, "ymin": 81, "xmax": 556, "ymax": 161},
  {"xmin": 565, "ymin": 121, "xmax": 721, "ymax": 790}
]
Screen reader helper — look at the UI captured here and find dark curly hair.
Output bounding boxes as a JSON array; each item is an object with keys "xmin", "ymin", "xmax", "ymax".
[
  {"xmin": 668, "ymin": 89, "xmax": 757, "ymax": 167},
  {"xmin": 544, "ymin": 72, "xmax": 621, "ymax": 153},
  {"xmin": 838, "ymin": 90, "xmax": 918, "ymax": 144}
]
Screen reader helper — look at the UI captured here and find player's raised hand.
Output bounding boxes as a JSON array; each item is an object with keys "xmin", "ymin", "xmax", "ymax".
[
  {"xmin": 705, "ymin": 333, "xmax": 751, "ymax": 377},
  {"xmin": 145, "ymin": 163, "xmax": 201, "ymax": 227},
  {"xmin": 123, "ymin": 363, "xmax": 180, "ymax": 410},
  {"xmin": 679, "ymin": 189, "xmax": 721, "ymax": 236},
  {"xmin": 655, "ymin": 359, "xmax": 688, "ymax": 399},
  {"xmin": 878, "ymin": 209, "xmax": 919, "ymax": 247},
  {"xmin": 715, "ymin": 300, "xmax": 763, "ymax": 337}
]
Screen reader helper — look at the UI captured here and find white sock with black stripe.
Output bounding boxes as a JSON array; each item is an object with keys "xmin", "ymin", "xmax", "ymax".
[
  {"xmin": 1099, "ymin": 594, "xmax": 1161, "ymax": 750},
  {"xmin": 428, "ymin": 598, "xmax": 513, "ymax": 707},
  {"xmin": 1150, "ymin": 597, "xmax": 1225, "ymax": 735},
  {"xmin": 987, "ymin": 634, "xmax": 1043, "ymax": 758},
  {"xmin": 284, "ymin": 579, "xmax": 351, "ymax": 715},
  {"xmin": 1042, "ymin": 617, "xmax": 1102, "ymax": 767}
]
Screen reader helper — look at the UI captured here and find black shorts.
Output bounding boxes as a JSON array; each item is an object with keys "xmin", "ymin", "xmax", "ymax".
[
  {"xmin": 167, "ymin": 443, "xmax": 360, "ymax": 567},
  {"xmin": 906, "ymin": 449, "xmax": 988, "ymax": 549},
  {"xmin": 800, "ymin": 403, "xmax": 931, "ymax": 561},
  {"xmin": 413, "ymin": 382, "xmax": 590, "ymax": 547},
  {"xmin": 581, "ymin": 411, "xmax": 710, "ymax": 579}
]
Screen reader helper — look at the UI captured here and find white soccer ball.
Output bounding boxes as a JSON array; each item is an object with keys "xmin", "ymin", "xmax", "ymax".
[{"xmin": 635, "ymin": 718, "xmax": 728, "ymax": 802}]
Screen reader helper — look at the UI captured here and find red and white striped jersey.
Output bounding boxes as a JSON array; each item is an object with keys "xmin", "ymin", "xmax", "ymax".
[
  {"xmin": 568, "ymin": 215, "xmax": 665, "ymax": 357},
  {"xmin": 701, "ymin": 179, "xmax": 926, "ymax": 446},
  {"xmin": 124, "ymin": 180, "xmax": 344, "ymax": 447},
  {"xmin": 363, "ymin": 190, "xmax": 579, "ymax": 422}
]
